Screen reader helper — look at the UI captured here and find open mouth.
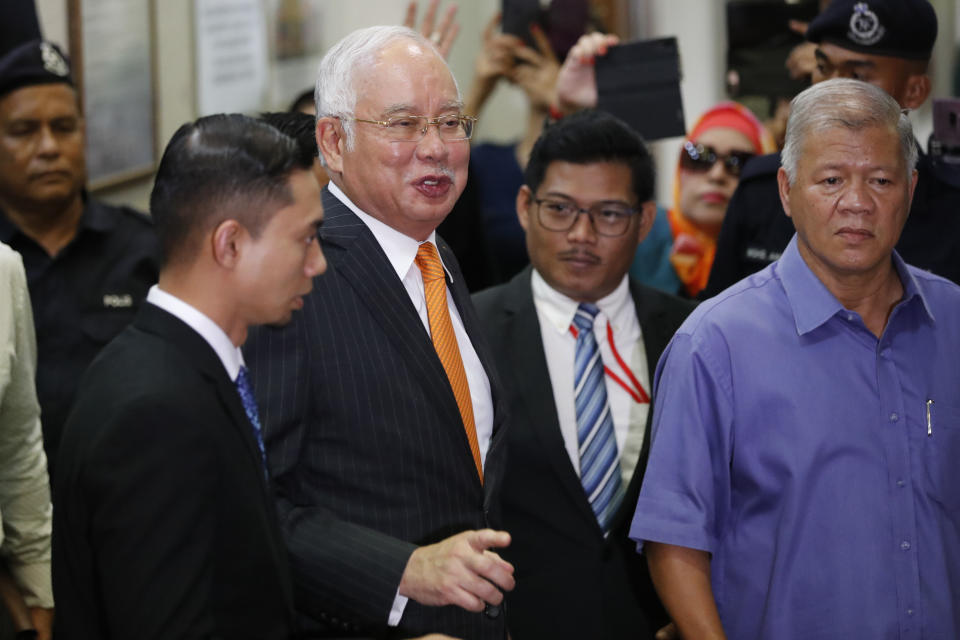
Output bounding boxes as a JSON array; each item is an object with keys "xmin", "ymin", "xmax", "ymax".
[{"xmin": 413, "ymin": 175, "xmax": 453, "ymax": 198}]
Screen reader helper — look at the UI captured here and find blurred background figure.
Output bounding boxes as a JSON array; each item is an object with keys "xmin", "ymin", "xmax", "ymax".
[
  {"xmin": 0, "ymin": 0, "xmax": 158, "ymax": 478},
  {"xmin": 555, "ymin": 34, "xmax": 774, "ymax": 297},
  {"xmin": 0, "ymin": 242, "xmax": 52, "ymax": 640},
  {"xmin": 631, "ymin": 103, "xmax": 774, "ymax": 298},
  {"xmin": 444, "ymin": 12, "xmax": 563, "ymax": 290}
]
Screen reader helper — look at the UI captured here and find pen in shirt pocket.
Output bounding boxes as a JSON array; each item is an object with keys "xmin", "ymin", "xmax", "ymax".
[{"xmin": 926, "ymin": 399, "xmax": 934, "ymax": 437}]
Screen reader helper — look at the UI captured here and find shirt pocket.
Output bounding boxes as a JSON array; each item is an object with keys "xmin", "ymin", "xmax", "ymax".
[{"xmin": 924, "ymin": 401, "xmax": 960, "ymax": 513}]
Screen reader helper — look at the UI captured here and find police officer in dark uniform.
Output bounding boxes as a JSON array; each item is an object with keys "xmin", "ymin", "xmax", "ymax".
[
  {"xmin": 705, "ymin": 0, "xmax": 960, "ymax": 297},
  {"xmin": 0, "ymin": 3, "xmax": 159, "ymax": 477}
]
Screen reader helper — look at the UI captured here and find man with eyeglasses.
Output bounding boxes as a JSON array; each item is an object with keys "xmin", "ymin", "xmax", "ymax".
[
  {"xmin": 472, "ymin": 110, "xmax": 695, "ymax": 640},
  {"xmin": 704, "ymin": 0, "xmax": 960, "ymax": 296},
  {"xmin": 244, "ymin": 25, "xmax": 512, "ymax": 640}
]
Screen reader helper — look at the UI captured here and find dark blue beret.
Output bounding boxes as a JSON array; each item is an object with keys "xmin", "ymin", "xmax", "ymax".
[
  {"xmin": 0, "ymin": 39, "xmax": 73, "ymax": 98},
  {"xmin": 806, "ymin": 0, "xmax": 937, "ymax": 61}
]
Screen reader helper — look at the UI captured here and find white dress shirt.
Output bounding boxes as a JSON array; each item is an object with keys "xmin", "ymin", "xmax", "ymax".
[
  {"xmin": 146, "ymin": 286, "xmax": 244, "ymax": 382},
  {"xmin": 531, "ymin": 269, "xmax": 651, "ymax": 485},
  {"xmin": 329, "ymin": 183, "xmax": 494, "ymax": 625}
]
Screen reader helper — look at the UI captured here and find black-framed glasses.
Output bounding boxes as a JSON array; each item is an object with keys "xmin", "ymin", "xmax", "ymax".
[
  {"xmin": 680, "ymin": 141, "xmax": 755, "ymax": 177},
  {"xmin": 350, "ymin": 114, "xmax": 477, "ymax": 142},
  {"xmin": 534, "ymin": 198, "xmax": 639, "ymax": 237}
]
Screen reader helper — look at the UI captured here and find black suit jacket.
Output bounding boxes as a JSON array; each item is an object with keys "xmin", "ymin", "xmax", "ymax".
[
  {"xmin": 52, "ymin": 304, "xmax": 295, "ymax": 639},
  {"xmin": 472, "ymin": 268, "xmax": 695, "ymax": 640},
  {"xmin": 244, "ymin": 187, "xmax": 509, "ymax": 640}
]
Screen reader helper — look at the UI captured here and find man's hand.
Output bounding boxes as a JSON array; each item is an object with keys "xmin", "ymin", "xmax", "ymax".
[
  {"xmin": 404, "ymin": 0, "xmax": 460, "ymax": 59},
  {"xmin": 29, "ymin": 607, "xmax": 53, "ymax": 640},
  {"xmin": 555, "ymin": 32, "xmax": 620, "ymax": 115},
  {"xmin": 398, "ymin": 529, "xmax": 514, "ymax": 612}
]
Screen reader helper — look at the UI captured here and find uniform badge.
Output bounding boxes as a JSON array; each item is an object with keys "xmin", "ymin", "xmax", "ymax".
[
  {"xmin": 40, "ymin": 42, "xmax": 70, "ymax": 77},
  {"xmin": 847, "ymin": 3, "xmax": 885, "ymax": 46},
  {"xmin": 102, "ymin": 293, "xmax": 133, "ymax": 308}
]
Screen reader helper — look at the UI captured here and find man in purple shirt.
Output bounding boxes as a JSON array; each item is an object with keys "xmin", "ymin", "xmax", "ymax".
[{"xmin": 630, "ymin": 78, "xmax": 960, "ymax": 640}]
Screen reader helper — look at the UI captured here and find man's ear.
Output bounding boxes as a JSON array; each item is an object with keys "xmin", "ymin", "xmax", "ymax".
[
  {"xmin": 516, "ymin": 185, "xmax": 534, "ymax": 232},
  {"xmin": 777, "ymin": 167, "xmax": 793, "ymax": 219},
  {"xmin": 211, "ymin": 219, "xmax": 244, "ymax": 269},
  {"xmin": 635, "ymin": 201, "xmax": 657, "ymax": 245},
  {"xmin": 317, "ymin": 117, "xmax": 345, "ymax": 174},
  {"xmin": 901, "ymin": 73, "xmax": 931, "ymax": 111}
]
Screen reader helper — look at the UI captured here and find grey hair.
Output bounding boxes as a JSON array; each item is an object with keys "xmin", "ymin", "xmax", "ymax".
[
  {"xmin": 781, "ymin": 78, "xmax": 917, "ymax": 185},
  {"xmin": 313, "ymin": 25, "xmax": 459, "ymax": 158}
]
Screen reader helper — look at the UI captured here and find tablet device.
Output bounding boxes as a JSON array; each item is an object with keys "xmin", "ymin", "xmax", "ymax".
[{"xmin": 596, "ymin": 37, "xmax": 686, "ymax": 141}]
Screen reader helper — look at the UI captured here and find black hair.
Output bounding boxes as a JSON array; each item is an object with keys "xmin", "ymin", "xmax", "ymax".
[
  {"xmin": 258, "ymin": 111, "xmax": 318, "ymax": 168},
  {"xmin": 150, "ymin": 113, "xmax": 311, "ymax": 266},
  {"xmin": 523, "ymin": 109, "xmax": 655, "ymax": 204},
  {"xmin": 288, "ymin": 88, "xmax": 315, "ymax": 114}
]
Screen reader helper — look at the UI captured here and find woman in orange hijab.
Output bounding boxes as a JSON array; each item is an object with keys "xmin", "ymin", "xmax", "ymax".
[{"xmin": 667, "ymin": 102, "xmax": 774, "ymax": 297}]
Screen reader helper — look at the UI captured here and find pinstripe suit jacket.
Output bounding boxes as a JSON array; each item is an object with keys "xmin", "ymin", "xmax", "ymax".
[{"xmin": 245, "ymin": 187, "xmax": 509, "ymax": 640}]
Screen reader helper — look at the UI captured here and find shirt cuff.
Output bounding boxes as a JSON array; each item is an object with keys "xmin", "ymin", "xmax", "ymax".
[
  {"xmin": 387, "ymin": 590, "xmax": 408, "ymax": 626},
  {"xmin": 10, "ymin": 561, "xmax": 53, "ymax": 609}
]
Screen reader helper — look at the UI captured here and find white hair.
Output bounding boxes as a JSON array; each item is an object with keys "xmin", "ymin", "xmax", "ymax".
[
  {"xmin": 314, "ymin": 25, "xmax": 459, "ymax": 157},
  {"xmin": 781, "ymin": 78, "xmax": 917, "ymax": 185}
]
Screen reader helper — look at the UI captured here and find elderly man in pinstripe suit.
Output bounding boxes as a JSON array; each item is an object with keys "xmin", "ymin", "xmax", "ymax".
[{"xmin": 245, "ymin": 25, "xmax": 513, "ymax": 640}]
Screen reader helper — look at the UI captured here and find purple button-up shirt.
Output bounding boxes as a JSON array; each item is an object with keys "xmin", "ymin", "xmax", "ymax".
[{"xmin": 631, "ymin": 236, "xmax": 960, "ymax": 640}]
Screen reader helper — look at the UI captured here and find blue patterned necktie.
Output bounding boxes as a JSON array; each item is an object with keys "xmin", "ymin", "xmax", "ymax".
[
  {"xmin": 573, "ymin": 303, "xmax": 625, "ymax": 534},
  {"xmin": 235, "ymin": 365, "xmax": 267, "ymax": 474}
]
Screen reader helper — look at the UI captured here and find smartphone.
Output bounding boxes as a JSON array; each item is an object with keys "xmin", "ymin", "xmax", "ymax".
[
  {"xmin": 595, "ymin": 37, "xmax": 686, "ymax": 142},
  {"xmin": 501, "ymin": 0, "xmax": 542, "ymax": 50}
]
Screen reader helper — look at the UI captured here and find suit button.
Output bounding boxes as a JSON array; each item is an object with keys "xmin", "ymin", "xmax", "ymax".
[{"xmin": 484, "ymin": 603, "xmax": 501, "ymax": 618}]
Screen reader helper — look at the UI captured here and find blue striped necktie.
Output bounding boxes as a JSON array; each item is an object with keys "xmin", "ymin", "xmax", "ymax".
[
  {"xmin": 573, "ymin": 303, "xmax": 625, "ymax": 534},
  {"xmin": 235, "ymin": 365, "xmax": 267, "ymax": 474}
]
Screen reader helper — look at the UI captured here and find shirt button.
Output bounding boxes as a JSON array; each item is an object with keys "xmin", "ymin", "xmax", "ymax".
[
  {"xmin": 901, "ymin": 540, "xmax": 911, "ymax": 551},
  {"xmin": 889, "ymin": 412, "xmax": 899, "ymax": 422},
  {"xmin": 846, "ymin": 313, "xmax": 855, "ymax": 321},
  {"xmin": 896, "ymin": 479, "xmax": 906, "ymax": 488},
  {"xmin": 907, "ymin": 608, "xmax": 915, "ymax": 616},
  {"xmin": 881, "ymin": 348, "xmax": 891, "ymax": 358}
]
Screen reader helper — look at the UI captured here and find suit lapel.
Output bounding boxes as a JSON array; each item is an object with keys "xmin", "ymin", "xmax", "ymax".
[
  {"xmin": 319, "ymin": 189, "xmax": 480, "ymax": 482},
  {"xmin": 134, "ymin": 305, "xmax": 274, "ymax": 498},
  {"xmin": 500, "ymin": 269, "xmax": 600, "ymax": 527}
]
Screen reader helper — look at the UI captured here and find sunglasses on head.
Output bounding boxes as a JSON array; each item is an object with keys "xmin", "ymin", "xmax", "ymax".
[{"xmin": 680, "ymin": 141, "xmax": 755, "ymax": 177}]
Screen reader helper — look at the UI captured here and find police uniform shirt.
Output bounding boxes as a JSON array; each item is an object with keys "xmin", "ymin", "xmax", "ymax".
[
  {"xmin": 704, "ymin": 147, "xmax": 960, "ymax": 298},
  {"xmin": 0, "ymin": 198, "xmax": 159, "ymax": 475}
]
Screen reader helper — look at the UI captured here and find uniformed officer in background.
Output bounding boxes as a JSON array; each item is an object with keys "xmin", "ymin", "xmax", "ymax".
[
  {"xmin": 705, "ymin": 0, "xmax": 960, "ymax": 297},
  {"xmin": 0, "ymin": 0, "xmax": 159, "ymax": 476}
]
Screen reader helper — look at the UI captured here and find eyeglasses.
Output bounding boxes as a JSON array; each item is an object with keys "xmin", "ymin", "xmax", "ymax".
[
  {"xmin": 350, "ymin": 114, "xmax": 477, "ymax": 142},
  {"xmin": 534, "ymin": 198, "xmax": 638, "ymax": 237},
  {"xmin": 680, "ymin": 141, "xmax": 755, "ymax": 177}
]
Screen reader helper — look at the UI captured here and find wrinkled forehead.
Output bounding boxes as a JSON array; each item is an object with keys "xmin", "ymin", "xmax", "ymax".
[{"xmin": 352, "ymin": 39, "xmax": 460, "ymax": 113}]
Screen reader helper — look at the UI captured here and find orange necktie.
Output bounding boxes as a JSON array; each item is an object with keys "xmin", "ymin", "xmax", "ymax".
[{"xmin": 415, "ymin": 242, "xmax": 483, "ymax": 481}]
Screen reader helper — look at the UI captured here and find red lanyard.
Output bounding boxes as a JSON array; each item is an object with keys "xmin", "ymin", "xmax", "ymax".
[{"xmin": 569, "ymin": 321, "xmax": 650, "ymax": 404}]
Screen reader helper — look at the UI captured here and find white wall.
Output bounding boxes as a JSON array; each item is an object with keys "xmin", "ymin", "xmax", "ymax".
[{"xmin": 30, "ymin": 0, "xmax": 960, "ymax": 212}]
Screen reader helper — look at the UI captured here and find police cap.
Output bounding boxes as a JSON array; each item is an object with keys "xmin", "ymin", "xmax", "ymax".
[{"xmin": 806, "ymin": 0, "xmax": 938, "ymax": 61}]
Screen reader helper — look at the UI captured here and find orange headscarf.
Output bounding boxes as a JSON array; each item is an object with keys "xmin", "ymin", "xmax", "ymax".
[{"xmin": 668, "ymin": 102, "xmax": 775, "ymax": 297}]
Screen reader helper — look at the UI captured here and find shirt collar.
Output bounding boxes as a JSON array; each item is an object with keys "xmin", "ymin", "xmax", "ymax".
[
  {"xmin": 327, "ymin": 182, "xmax": 451, "ymax": 282},
  {"xmin": 146, "ymin": 285, "xmax": 244, "ymax": 381},
  {"xmin": 531, "ymin": 268, "xmax": 633, "ymax": 336},
  {"xmin": 778, "ymin": 234, "xmax": 934, "ymax": 336}
]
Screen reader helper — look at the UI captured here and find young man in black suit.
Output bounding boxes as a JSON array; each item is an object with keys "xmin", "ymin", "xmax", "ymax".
[
  {"xmin": 51, "ymin": 114, "xmax": 326, "ymax": 639},
  {"xmin": 472, "ymin": 110, "xmax": 695, "ymax": 640}
]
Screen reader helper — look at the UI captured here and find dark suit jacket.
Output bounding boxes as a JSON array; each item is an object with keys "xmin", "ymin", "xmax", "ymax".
[
  {"xmin": 244, "ymin": 187, "xmax": 509, "ymax": 640},
  {"xmin": 52, "ymin": 304, "xmax": 296, "ymax": 640},
  {"xmin": 472, "ymin": 267, "xmax": 695, "ymax": 640}
]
